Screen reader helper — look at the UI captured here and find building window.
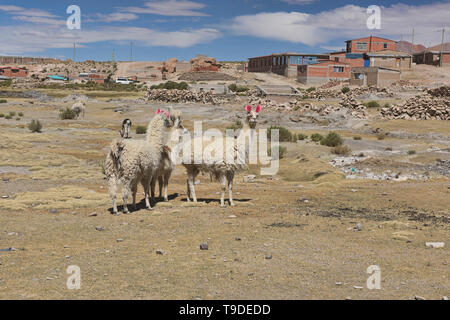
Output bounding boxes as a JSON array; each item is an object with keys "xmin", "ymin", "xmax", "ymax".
[
  {"xmin": 333, "ymin": 66, "xmax": 345, "ymax": 73},
  {"xmin": 383, "ymin": 43, "xmax": 388, "ymax": 49},
  {"xmin": 334, "ymin": 57, "xmax": 339, "ymax": 62},
  {"xmin": 356, "ymin": 42, "xmax": 367, "ymax": 51}
]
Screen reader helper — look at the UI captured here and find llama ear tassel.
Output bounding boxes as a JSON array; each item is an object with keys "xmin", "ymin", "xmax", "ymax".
[
  {"xmin": 255, "ymin": 104, "xmax": 262, "ymax": 113},
  {"xmin": 155, "ymin": 108, "xmax": 162, "ymax": 115},
  {"xmin": 165, "ymin": 111, "xmax": 170, "ymax": 119},
  {"xmin": 245, "ymin": 105, "xmax": 252, "ymax": 112}
]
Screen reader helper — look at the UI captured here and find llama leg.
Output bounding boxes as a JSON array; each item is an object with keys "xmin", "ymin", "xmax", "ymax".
[
  {"xmin": 186, "ymin": 178, "xmax": 191, "ymax": 202},
  {"xmin": 122, "ymin": 183, "xmax": 131, "ymax": 214},
  {"xmin": 227, "ymin": 172, "xmax": 236, "ymax": 206},
  {"xmin": 189, "ymin": 171, "xmax": 198, "ymax": 203},
  {"xmin": 132, "ymin": 183, "xmax": 138, "ymax": 210},
  {"xmin": 220, "ymin": 175, "xmax": 227, "ymax": 208},
  {"xmin": 145, "ymin": 175, "xmax": 154, "ymax": 210},
  {"xmin": 158, "ymin": 175, "xmax": 163, "ymax": 199},
  {"xmin": 108, "ymin": 177, "xmax": 119, "ymax": 215},
  {"xmin": 150, "ymin": 176, "xmax": 156, "ymax": 199},
  {"xmin": 163, "ymin": 172, "xmax": 171, "ymax": 202}
]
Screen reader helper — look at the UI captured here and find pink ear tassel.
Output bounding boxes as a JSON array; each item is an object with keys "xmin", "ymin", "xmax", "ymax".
[
  {"xmin": 155, "ymin": 108, "xmax": 161, "ymax": 114},
  {"xmin": 245, "ymin": 105, "xmax": 252, "ymax": 112},
  {"xmin": 165, "ymin": 111, "xmax": 170, "ymax": 119},
  {"xmin": 255, "ymin": 104, "xmax": 262, "ymax": 113}
]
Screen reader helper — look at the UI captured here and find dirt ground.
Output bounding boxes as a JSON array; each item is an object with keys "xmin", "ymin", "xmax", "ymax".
[{"xmin": 0, "ymin": 84, "xmax": 448, "ymax": 300}]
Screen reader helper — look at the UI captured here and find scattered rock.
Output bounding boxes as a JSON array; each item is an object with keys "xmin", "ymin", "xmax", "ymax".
[
  {"xmin": 49, "ymin": 208, "xmax": 58, "ymax": 214},
  {"xmin": 243, "ymin": 175, "xmax": 256, "ymax": 183},
  {"xmin": 265, "ymin": 254, "xmax": 272, "ymax": 260},
  {"xmin": 425, "ymin": 242, "xmax": 445, "ymax": 248},
  {"xmin": 95, "ymin": 226, "xmax": 104, "ymax": 231},
  {"xmin": 200, "ymin": 243, "xmax": 209, "ymax": 250},
  {"xmin": 414, "ymin": 295, "xmax": 426, "ymax": 300},
  {"xmin": 156, "ymin": 249, "xmax": 165, "ymax": 255},
  {"xmin": 89, "ymin": 212, "xmax": 98, "ymax": 217},
  {"xmin": 354, "ymin": 223, "xmax": 363, "ymax": 231},
  {"xmin": 235, "ymin": 237, "xmax": 241, "ymax": 241},
  {"xmin": 353, "ymin": 286, "xmax": 364, "ymax": 290},
  {"xmin": 116, "ymin": 238, "xmax": 124, "ymax": 243}
]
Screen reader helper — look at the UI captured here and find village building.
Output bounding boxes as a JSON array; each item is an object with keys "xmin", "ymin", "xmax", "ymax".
[
  {"xmin": 365, "ymin": 50, "xmax": 412, "ymax": 70},
  {"xmin": 345, "ymin": 36, "xmax": 397, "ymax": 53},
  {"xmin": 350, "ymin": 67, "xmax": 401, "ymax": 87},
  {"xmin": 297, "ymin": 60, "xmax": 350, "ymax": 85},
  {"xmin": 248, "ymin": 53, "xmax": 329, "ymax": 78},
  {"xmin": 414, "ymin": 43, "xmax": 450, "ymax": 67},
  {"xmin": 0, "ymin": 66, "xmax": 28, "ymax": 78}
]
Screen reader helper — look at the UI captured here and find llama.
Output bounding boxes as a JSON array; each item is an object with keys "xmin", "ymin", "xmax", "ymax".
[
  {"xmin": 183, "ymin": 104, "xmax": 262, "ymax": 207},
  {"xmin": 71, "ymin": 100, "xmax": 86, "ymax": 119},
  {"xmin": 105, "ymin": 109, "xmax": 171, "ymax": 214},
  {"xmin": 150, "ymin": 109, "xmax": 187, "ymax": 202},
  {"xmin": 120, "ymin": 119, "xmax": 132, "ymax": 139}
]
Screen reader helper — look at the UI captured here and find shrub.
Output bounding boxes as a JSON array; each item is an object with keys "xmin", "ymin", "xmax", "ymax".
[
  {"xmin": 150, "ymin": 81, "xmax": 188, "ymax": 90},
  {"xmin": 268, "ymin": 145, "xmax": 287, "ymax": 159},
  {"xmin": 267, "ymin": 126, "xmax": 293, "ymax": 142},
  {"xmin": 341, "ymin": 87, "xmax": 350, "ymax": 94},
  {"xmin": 136, "ymin": 125, "xmax": 147, "ymax": 134},
  {"xmin": 28, "ymin": 120, "xmax": 42, "ymax": 133},
  {"xmin": 332, "ymin": 145, "xmax": 352, "ymax": 156},
  {"xmin": 5, "ymin": 115, "xmax": 12, "ymax": 120},
  {"xmin": 320, "ymin": 132, "xmax": 343, "ymax": 147},
  {"xmin": 0, "ymin": 114, "xmax": 4, "ymax": 118},
  {"xmin": 306, "ymin": 87, "xmax": 316, "ymax": 92},
  {"xmin": 59, "ymin": 108, "xmax": 77, "ymax": 120},
  {"xmin": 376, "ymin": 133, "xmax": 386, "ymax": 140},
  {"xmin": 310, "ymin": 133, "xmax": 324, "ymax": 142},
  {"xmin": 15, "ymin": 117, "xmax": 20, "ymax": 121},
  {"xmin": 226, "ymin": 120, "xmax": 243, "ymax": 131},
  {"xmin": 384, "ymin": 103, "xmax": 390, "ymax": 108},
  {"xmin": 0, "ymin": 79, "xmax": 12, "ymax": 87},
  {"xmin": 18, "ymin": 112, "xmax": 24, "ymax": 117},
  {"xmin": 296, "ymin": 133, "xmax": 308, "ymax": 140},
  {"xmin": 366, "ymin": 101, "xmax": 380, "ymax": 108},
  {"xmin": 8, "ymin": 111, "xmax": 15, "ymax": 117},
  {"xmin": 0, "ymin": 99, "xmax": 7, "ymax": 103},
  {"xmin": 353, "ymin": 136, "xmax": 362, "ymax": 140},
  {"xmin": 407, "ymin": 150, "xmax": 416, "ymax": 155},
  {"xmin": 228, "ymin": 83, "xmax": 249, "ymax": 93}
]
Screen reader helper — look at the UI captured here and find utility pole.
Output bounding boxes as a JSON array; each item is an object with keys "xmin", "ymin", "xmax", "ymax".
[
  {"xmin": 73, "ymin": 43, "xmax": 76, "ymax": 62},
  {"xmin": 411, "ymin": 28, "xmax": 415, "ymax": 55},
  {"xmin": 440, "ymin": 28, "xmax": 445, "ymax": 67},
  {"xmin": 130, "ymin": 41, "xmax": 133, "ymax": 62},
  {"xmin": 112, "ymin": 48, "xmax": 115, "ymax": 63}
]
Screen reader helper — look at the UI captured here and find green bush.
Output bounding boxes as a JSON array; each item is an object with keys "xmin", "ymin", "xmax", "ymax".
[
  {"xmin": 0, "ymin": 79, "xmax": 12, "ymax": 87},
  {"xmin": 407, "ymin": 150, "xmax": 416, "ymax": 155},
  {"xmin": 136, "ymin": 125, "xmax": 147, "ymax": 134},
  {"xmin": 332, "ymin": 145, "xmax": 352, "ymax": 156},
  {"xmin": 0, "ymin": 99, "xmax": 7, "ymax": 103},
  {"xmin": 296, "ymin": 133, "xmax": 308, "ymax": 141},
  {"xmin": 18, "ymin": 112, "xmax": 24, "ymax": 117},
  {"xmin": 310, "ymin": 133, "xmax": 324, "ymax": 142},
  {"xmin": 320, "ymin": 132, "xmax": 343, "ymax": 147},
  {"xmin": 306, "ymin": 87, "xmax": 316, "ymax": 92},
  {"xmin": 376, "ymin": 133, "xmax": 386, "ymax": 140},
  {"xmin": 365, "ymin": 101, "xmax": 380, "ymax": 108},
  {"xmin": 226, "ymin": 120, "xmax": 243, "ymax": 131},
  {"xmin": 341, "ymin": 87, "xmax": 350, "ymax": 94},
  {"xmin": 228, "ymin": 84, "xmax": 249, "ymax": 93},
  {"xmin": 59, "ymin": 108, "xmax": 78, "ymax": 120},
  {"xmin": 268, "ymin": 145, "xmax": 287, "ymax": 159},
  {"xmin": 5, "ymin": 115, "xmax": 12, "ymax": 120},
  {"xmin": 150, "ymin": 81, "xmax": 188, "ymax": 90},
  {"xmin": 353, "ymin": 136, "xmax": 362, "ymax": 140},
  {"xmin": 0, "ymin": 114, "xmax": 4, "ymax": 118},
  {"xmin": 8, "ymin": 111, "xmax": 15, "ymax": 117},
  {"xmin": 267, "ymin": 126, "xmax": 293, "ymax": 142},
  {"xmin": 28, "ymin": 120, "xmax": 42, "ymax": 133}
]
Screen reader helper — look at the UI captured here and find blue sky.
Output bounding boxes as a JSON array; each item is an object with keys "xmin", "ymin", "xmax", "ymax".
[{"xmin": 0, "ymin": 0, "xmax": 448, "ymax": 61}]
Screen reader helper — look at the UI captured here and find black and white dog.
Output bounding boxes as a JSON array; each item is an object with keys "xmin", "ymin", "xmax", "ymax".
[{"xmin": 120, "ymin": 119, "xmax": 132, "ymax": 139}]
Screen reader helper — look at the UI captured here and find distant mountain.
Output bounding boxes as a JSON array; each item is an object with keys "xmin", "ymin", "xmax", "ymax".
[{"xmin": 395, "ymin": 41, "xmax": 426, "ymax": 54}]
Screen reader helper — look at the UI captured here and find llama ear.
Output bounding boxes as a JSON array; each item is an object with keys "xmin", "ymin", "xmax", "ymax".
[
  {"xmin": 255, "ymin": 104, "xmax": 262, "ymax": 113},
  {"xmin": 155, "ymin": 108, "xmax": 162, "ymax": 115},
  {"xmin": 245, "ymin": 105, "xmax": 252, "ymax": 112}
]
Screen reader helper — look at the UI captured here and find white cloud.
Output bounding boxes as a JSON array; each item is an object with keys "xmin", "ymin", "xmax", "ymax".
[
  {"xmin": 120, "ymin": 0, "xmax": 209, "ymax": 16},
  {"xmin": 0, "ymin": 5, "xmax": 57, "ymax": 18},
  {"xmin": 228, "ymin": 3, "xmax": 450, "ymax": 47},
  {"xmin": 94, "ymin": 12, "xmax": 139, "ymax": 23},
  {"xmin": 0, "ymin": 25, "xmax": 221, "ymax": 54}
]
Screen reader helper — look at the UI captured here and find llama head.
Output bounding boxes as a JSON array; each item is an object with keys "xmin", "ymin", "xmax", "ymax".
[
  {"xmin": 245, "ymin": 104, "xmax": 261, "ymax": 129},
  {"xmin": 155, "ymin": 108, "xmax": 172, "ymax": 128}
]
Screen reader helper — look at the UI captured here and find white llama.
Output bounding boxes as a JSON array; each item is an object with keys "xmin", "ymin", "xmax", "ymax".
[
  {"xmin": 105, "ymin": 109, "xmax": 171, "ymax": 214},
  {"xmin": 71, "ymin": 100, "xmax": 86, "ymax": 119},
  {"xmin": 183, "ymin": 104, "xmax": 262, "ymax": 207},
  {"xmin": 120, "ymin": 119, "xmax": 132, "ymax": 139}
]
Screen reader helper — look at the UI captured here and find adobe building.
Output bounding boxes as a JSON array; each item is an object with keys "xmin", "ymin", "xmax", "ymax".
[
  {"xmin": 414, "ymin": 43, "xmax": 450, "ymax": 66},
  {"xmin": 346, "ymin": 36, "xmax": 396, "ymax": 53},
  {"xmin": 350, "ymin": 67, "xmax": 401, "ymax": 87},
  {"xmin": 248, "ymin": 53, "xmax": 329, "ymax": 78},
  {"xmin": 0, "ymin": 66, "xmax": 28, "ymax": 78},
  {"xmin": 329, "ymin": 51, "xmax": 365, "ymax": 67},
  {"xmin": 365, "ymin": 50, "xmax": 412, "ymax": 70},
  {"xmin": 297, "ymin": 60, "xmax": 350, "ymax": 85}
]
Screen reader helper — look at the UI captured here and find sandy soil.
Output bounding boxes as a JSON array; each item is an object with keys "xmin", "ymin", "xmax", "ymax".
[{"xmin": 0, "ymin": 86, "xmax": 448, "ymax": 300}]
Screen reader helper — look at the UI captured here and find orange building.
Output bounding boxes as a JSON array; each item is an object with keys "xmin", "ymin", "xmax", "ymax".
[
  {"xmin": 0, "ymin": 66, "xmax": 28, "ymax": 78},
  {"xmin": 346, "ymin": 36, "xmax": 396, "ymax": 53},
  {"xmin": 297, "ymin": 60, "xmax": 350, "ymax": 85}
]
